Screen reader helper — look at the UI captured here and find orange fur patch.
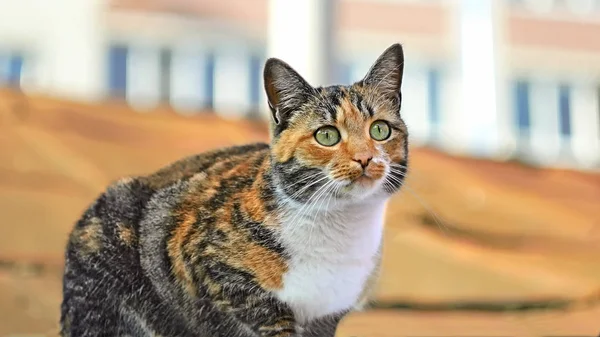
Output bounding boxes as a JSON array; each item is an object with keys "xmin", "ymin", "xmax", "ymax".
[
  {"xmin": 71, "ymin": 217, "xmax": 103, "ymax": 255},
  {"xmin": 384, "ymin": 136, "xmax": 407, "ymax": 163},
  {"xmin": 242, "ymin": 243, "xmax": 288, "ymax": 290},
  {"xmin": 166, "ymin": 149, "xmax": 289, "ymax": 295},
  {"xmin": 298, "ymin": 142, "xmax": 336, "ymax": 167},
  {"xmin": 258, "ymin": 317, "xmax": 295, "ymax": 335},
  {"xmin": 117, "ymin": 222, "xmax": 136, "ymax": 246},
  {"xmin": 242, "ymin": 160, "xmax": 270, "ymax": 223},
  {"xmin": 339, "ymin": 95, "xmax": 364, "ymax": 130},
  {"xmin": 167, "ymin": 212, "xmax": 198, "ymax": 296},
  {"xmin": 366, "ymin": 162, "xmax": 386, "ymax": 180},
  {"xmin": 272, "ymin": 129, "xmax": 305, "ymax": 163}
]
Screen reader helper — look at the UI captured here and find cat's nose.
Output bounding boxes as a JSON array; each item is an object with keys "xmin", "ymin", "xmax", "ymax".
[{"xmin": 353, "ymin": 153, "xmax": 373, "ymax": 169}]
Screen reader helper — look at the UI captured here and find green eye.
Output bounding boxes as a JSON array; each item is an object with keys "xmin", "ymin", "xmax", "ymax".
[
  {"xmin": 314, "ymin": 126, "xmax": 341, "ymax": 146},
  {"xmin": 370, "ymin": 120, "xmax": 391, "ymax": 141}
]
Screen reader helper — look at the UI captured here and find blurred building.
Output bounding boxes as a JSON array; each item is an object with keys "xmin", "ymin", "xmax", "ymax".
[{"xmin": 0, "ymin": 0, "xmax": 599, "ymax": 170}]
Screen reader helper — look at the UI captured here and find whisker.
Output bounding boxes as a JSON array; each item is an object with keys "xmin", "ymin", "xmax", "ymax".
[
  {"xmin": 299, "ymin": 182, "xmax": 331, "ymax": 245},
  {"xmin": 383, "ymin": 171, "xmax": 405, "ymax": 190},
  {"xmin": 388, "ymin": 167, "xmax": 408, "ymax": 176},
  {"xmin": 389, "ymin": 162, "xmax": 409, "ymax": 169},
  {"xmin": 284, "ymin": 179, "xmax": 335, "ymax": 236},
  {"xmin": 294, "ymin": 180, "xmax": 337, "ymax": 237},
  {"xmin": 287, "ymin": 175, "xmax": 329, "ymax": 201},
  {"xmin": 286, "ymin": 173, "xmax": 321, "ymax": 189},
  {"xmin": 276, "ymin": 176, "xmax": 328, "ymax": 226},
  {"xmin": 406, "ymin": 185, "xmax": 449, "ymax": 236},
  {"xmin": 386, "ymin": 172, "xmax": 449, "ymax": 236},
  {"xmin": 321, "ymin": 182, "xmax": 339, "ymax": 214}
]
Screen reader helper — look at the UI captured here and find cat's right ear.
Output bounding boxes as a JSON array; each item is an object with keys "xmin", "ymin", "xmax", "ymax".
[
  {"xmin": 263, "ymin": 58, "xmax": 315, "ymax": 125},
  {"xmin": 361, "ymin": 43, "xmax": 404, "ymax": 104}
]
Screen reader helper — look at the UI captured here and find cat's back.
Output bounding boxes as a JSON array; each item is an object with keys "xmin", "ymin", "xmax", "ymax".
[
  {"xmin": 63, "ymin": 142, "xmax": 270, "ymax": 278},
  {"xmin": 140, "ymin": 142, "xmax": 271, "ymax": 192},
  {"xmin": 64, "ymin": 142, "xmax": 271, "ymax": 261},
  {"xmin": 61, "ymin": 143, "xmax": 273, "ymax": 335}
]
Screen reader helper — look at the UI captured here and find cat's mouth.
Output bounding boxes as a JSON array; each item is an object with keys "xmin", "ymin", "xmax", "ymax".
[
  {"xmin": 356, "ymin": 164, "xmax": 385, "ymax": 183},
  {"xmin": 335, "ymin": 164, "xmax": 386, "ymax": 193},
  {"xmin": 352, "ymin": 172, "xmax": 377, "ymax": 187}
]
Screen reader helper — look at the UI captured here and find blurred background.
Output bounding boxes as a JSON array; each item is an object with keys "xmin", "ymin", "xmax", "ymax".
[{"xmin": 0, "ymin": 0, "xmax": 599, "ymax": 336}]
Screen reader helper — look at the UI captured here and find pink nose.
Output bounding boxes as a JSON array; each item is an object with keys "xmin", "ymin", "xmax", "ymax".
[{"xmin": 353, "ymin": 152, "xmax": 373, "ymax": 168}]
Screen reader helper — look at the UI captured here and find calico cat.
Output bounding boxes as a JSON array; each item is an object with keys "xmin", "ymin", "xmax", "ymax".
[{"xmin": 60, "ymin": 43, "xmax": 409, "ymax": 337}]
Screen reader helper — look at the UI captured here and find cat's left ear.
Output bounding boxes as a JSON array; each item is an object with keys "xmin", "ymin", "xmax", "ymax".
[
  {"xmin": 361, "ymin": 43, "xmax": 404, "ymax": 102},
  {"xmin": 264, "ymin": 58, "xmax": 315, "ymax": 125}
]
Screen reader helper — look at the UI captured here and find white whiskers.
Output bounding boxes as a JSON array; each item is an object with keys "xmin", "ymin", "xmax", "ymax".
[{"xmin": 386, "ymin": 165, "xmax": 449, "ymax": 235}]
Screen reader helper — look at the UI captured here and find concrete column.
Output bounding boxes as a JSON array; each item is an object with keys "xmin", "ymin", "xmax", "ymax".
[
  {"xmin": 126, "ymin": 45, "xmax": 161, "ymax": 110},
  {"xmin": 401, "ymin": 65, "xmax": 431, "ymax": 146},
  {"xmin": 438, "ymin": 66, "xmax": 462, "ymax": 153},
  {"xmin": 40, "ymin": 0, "xmax": 107, "ymax": 101},
  {"xmin": 565, "ymin": 0, "xmax": 595, "ymax": 16},
  {"xmin": 528, "ymin": 77, "xmax": 561, "ymax": 166},
  {"xmin": 213, "ymin": 45, "xmax": 252, "ymax": 119},
  {"xmin": 455, "ymin": 0, "xmax": 511, "ymax": 157},
  {"xmin": 20, "ymin": 53, "xmax": 39, "ymax": 90},
  {"xmin": 170, "ymin": 47, "xmax": 209, "ymax": 114},
  {"xmin": 264, "ymin": 0, "xmax": 335, "ymax": 119},
  {"xmin": 570, "ymin": 80, "xmax": 600, "ymax": 168}
]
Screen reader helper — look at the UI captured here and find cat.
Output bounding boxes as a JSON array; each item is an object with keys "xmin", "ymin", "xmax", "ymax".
[{"xmin": 60, "ymin": 43, "xmax": 409, "ymax": 337}]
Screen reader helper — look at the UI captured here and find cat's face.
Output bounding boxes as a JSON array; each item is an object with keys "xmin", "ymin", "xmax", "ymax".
[{"xmin": 265, "ymin": 44, "xmax": 408, "ymax": 205}]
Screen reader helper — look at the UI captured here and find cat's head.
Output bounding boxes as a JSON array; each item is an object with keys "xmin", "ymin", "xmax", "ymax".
[{"xmin": 264, "ymin": 44, "xmax": 408, "ymax": 206}]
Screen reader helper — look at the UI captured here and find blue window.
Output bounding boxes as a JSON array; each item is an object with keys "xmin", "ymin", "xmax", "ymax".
[
  {"xmin": 0, "ymin": 53, "xmax": 23, "ymax": 87},
  {"xmin": 558, "ymin": 83, "xmax": 571, "ymax": 137},
  {"xmin": 8, "ymin": 55, "xmax": 23, "ymax": 86},
  {"xmin": 427, "ymin": 68, "xmax": 440, "ymax": 126},
  {"xmin": 159, "ymin": 48, "xmax": 172, "ymax": 102},
  {"xmin": 514, "ymin": 79, "xmax": 530, "ymax": 131},
  {"xmin": 108, "ymin": 45, "xmax": 128, "ymax": 97},
  {"xmin": 204, "ymin": 52, "xmax": 215, "ymax": 109},
  {"xmin": 249, "ymin": 53, "xmax": 262, "ymax": 108}
]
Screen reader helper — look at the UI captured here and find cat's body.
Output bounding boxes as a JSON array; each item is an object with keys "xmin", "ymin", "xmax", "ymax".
[{"xmin": 61, "ymin": 44, "xmax": 408, "ymax": 337}]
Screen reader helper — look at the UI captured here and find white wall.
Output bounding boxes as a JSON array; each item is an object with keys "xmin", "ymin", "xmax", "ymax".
[
  {"xmin": 0, "ymin": 0, "xmax": 107, "ymax": 101},
  {"xmin": 0, "ymin": 0, "xmax": 597, "ymax": 171}
]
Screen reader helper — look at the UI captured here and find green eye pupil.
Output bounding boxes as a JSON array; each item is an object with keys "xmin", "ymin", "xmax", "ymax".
[
  {"xmin": 370, "ymin": 120, "xmax": 391, "ymax": 141},
  {"xmin": 315, "ymin": 126, "xmax": 340, "ymax": 146}
]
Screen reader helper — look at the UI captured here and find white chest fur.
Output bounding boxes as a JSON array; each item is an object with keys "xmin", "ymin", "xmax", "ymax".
[{"xmin": 274, "ymin": 201, "xmax": 386, "ymax": 323}]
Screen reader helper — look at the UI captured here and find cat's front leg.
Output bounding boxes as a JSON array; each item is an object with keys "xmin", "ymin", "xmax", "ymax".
[
  {"xmin": 301, "ymin": 311, "xmax": 347, "ymax": 337},
  {"xmin": 234, "ymin": 297, "xmax": 300, "ymax": 337},
  {"xmin": 256, "ymin": 316, "xmax": 298, "ymax": 337}
]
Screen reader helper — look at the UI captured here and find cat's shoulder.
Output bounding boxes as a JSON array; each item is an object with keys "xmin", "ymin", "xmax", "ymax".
[
  {"xmin": 68, "ymin": 143, "xmax": 271, "ymax": 252},
  {"xmin": 76, "ymin": 142, "xmax": 271, "ymax": 222},
  {"xmin": 85, "ymin": 142, "xmax": 271, "ymax": 220},
  {"xmin": 139, "ymin": 142, "xmax": 270, "ymax": 191}
]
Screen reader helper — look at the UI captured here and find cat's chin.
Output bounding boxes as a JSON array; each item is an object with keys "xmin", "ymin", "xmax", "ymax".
[
  {"xmin": 349, "ymin": 176, "xmax": 377, "ymax": 191},
  {"xmin": 337, "ymin": 176, "xmax": 383, "ymax": 201}
]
